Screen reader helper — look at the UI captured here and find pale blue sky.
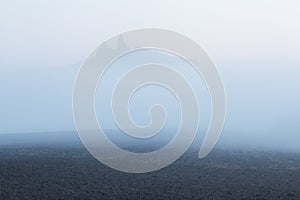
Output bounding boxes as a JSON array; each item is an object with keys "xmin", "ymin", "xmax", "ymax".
[{"xmin": 0, "ymin": 0, "xmax": 300, "ymax": 151}]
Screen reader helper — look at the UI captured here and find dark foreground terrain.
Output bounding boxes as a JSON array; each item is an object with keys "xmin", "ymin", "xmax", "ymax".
[{"xmin": 1, "ymin": 145, "xmax": 300, "ymax": 200}]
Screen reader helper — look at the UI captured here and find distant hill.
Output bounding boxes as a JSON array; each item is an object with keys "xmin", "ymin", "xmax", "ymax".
[{"xmin": 0, "ymin": 131, "xmax": 81, "ymax": 147}]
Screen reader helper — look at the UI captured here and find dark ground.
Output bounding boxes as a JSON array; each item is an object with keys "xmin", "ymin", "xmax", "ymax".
[{"xmin": 1, "ymin": 146, "xmax": 300, "ymax": 200}]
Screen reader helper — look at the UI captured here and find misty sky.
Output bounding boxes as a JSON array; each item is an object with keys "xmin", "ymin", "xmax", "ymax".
[{"xmin": 0, "ymin": 0, "xmax": 300, "ymax": 151}]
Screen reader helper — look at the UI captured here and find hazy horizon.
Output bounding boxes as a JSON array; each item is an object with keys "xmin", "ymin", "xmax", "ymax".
[{"xmin": 1, "ymin": 0, "xmax": 300, "ymax": 153}]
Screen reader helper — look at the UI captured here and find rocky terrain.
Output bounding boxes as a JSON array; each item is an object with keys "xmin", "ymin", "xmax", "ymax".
[{"xmin": 1, "ymin": 145, "xmax": 300, "ymax": 199}]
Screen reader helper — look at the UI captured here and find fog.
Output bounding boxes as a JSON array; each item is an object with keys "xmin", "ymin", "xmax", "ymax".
[
  {"xmin": 0, "ymin": 0, "xmax": 299, "ymax": 152},
  {"xmin": 0, "ymin": 56, "xmax": 299, "ymax": 152}
]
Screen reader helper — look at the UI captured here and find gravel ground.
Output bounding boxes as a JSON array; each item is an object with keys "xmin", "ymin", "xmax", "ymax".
[{"xmin": 1, "ymin": 146, "xmax": 300, "ymax": 200}]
